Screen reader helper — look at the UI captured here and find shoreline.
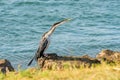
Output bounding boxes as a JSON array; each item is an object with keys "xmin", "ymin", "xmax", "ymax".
[
  {"xmin": 0, "ymin": 49, "xmax": 120, "ymax": 73},
  {"xmin": 0, "ymin": 49, "xmax": 120, "ymax": 80}
]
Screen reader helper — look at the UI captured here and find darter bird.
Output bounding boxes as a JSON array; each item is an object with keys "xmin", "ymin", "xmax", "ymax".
[{"xmin": 28, "ymin": 19, "xmax": 70, "ymax": 66}]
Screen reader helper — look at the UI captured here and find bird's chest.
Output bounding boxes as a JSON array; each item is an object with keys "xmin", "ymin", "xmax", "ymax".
[{"xmin": 47, "ymin": 36, "xmax": 51, "ymax": 43}]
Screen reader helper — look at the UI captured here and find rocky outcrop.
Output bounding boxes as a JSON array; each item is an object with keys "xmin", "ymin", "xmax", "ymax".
[
  {"xmin": 37, "ymin": 53, "xmax": 100, "ymax": 69},
  {"xmin": 0, "ymin": 59, "xmax": 14, "ymax": 73},
  {"xmin": 38, "ymin": 49, "xmax": 120, "ymax": 69},
  {"xmin": 0, "ymin": 49, "xmax": 119, "ymax": 72},
  {"xmin": 96, "ymin": 49, "xmax": 120, "ymax": 62}
]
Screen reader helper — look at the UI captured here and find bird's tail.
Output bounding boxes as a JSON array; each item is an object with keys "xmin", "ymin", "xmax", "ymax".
[{"xmin": 27, "ymin": 56, "xmax": 35, "ymax": 66}]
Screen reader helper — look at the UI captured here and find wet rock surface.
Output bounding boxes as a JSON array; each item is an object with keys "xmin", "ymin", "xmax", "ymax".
[{"xmin": 0, "ymin": 59, "xmax": 14, "ymax": 73}]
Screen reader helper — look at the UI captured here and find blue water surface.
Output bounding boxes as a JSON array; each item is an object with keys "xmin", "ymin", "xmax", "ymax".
[{"xmin": 0, "ymin": 0, "xmax": 120, "ymax": 69}]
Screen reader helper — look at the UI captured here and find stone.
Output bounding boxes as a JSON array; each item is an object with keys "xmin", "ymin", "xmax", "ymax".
[
  {"xmin": 0, "ymin": 59, "xmax": 14, "ymax": 73},
  {"xmin": 37, "ymin": 53, "xmax": 100, "ymax": 69},
  {"xmin": 96, "ymin": 49, "xmax": 120, "ymax": 62}
]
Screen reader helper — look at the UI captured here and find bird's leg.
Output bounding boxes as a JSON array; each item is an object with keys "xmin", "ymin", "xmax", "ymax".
[{"xmin": 43, "ymin": 53, "xmax": 49, "ymax": 58}]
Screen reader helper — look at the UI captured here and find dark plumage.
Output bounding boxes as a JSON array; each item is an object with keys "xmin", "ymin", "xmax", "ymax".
[{"xmin": 28, "ymin": 19, "xmax": 70, "ymax": 66}]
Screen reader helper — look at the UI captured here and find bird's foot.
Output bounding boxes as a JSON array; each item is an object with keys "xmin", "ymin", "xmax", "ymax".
[{"xmin": 43, "ymin": 54, "xmax": 49, "ymax": 58}]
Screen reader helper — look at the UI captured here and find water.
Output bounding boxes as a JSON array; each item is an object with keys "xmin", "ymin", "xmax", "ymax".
[{"xmin": 0, "ymin": 0, "xmax": 120, "ymax": 69}]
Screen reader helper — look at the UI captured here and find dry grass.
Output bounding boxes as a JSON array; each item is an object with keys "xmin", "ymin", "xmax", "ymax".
[{"xmin": 0, "ymin": 62, "xmax": 120, "ymax": 80}]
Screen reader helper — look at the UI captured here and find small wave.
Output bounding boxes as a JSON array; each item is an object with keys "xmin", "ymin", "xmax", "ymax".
[{"xmin": 13, "ymin": 1, "xmax": 41, "ymax": 7}]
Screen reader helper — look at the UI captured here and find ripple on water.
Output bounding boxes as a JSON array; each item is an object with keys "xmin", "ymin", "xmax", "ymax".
[{"xmin": 0, "ymin": 0, "xmax": 120, "ymax": 69}]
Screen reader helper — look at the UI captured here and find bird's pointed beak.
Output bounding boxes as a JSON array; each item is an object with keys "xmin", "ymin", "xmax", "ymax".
[
  {"xmin": 64, "ymin": 18, "xmax": 72, "ymax": 22},
  {"xmin": 52, "ymin": 18, "xmax": 71, "ymax": 28}
]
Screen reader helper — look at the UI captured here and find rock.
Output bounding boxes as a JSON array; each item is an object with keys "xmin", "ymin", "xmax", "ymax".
[
  {"xmin": 0, "ymin": 59, "xmax": 14, "ymax": 73},
  {"xmin": 37, "ymin": 53, "xmax": 100, "ymax": 70},
  {"xmin": 96, "ymin": 49, "xmax": 120, "ymax": 62}
]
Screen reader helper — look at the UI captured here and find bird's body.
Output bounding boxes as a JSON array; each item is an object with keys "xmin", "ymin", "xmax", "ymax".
[
  {"xmin": 28, "ymin": 19, "xmax": 70, "ymax": 66},
  {"xmin": 35, "ymin": 34, "xmax": 50, "ymax": 59}
]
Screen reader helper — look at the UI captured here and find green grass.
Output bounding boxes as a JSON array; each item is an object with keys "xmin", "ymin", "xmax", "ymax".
[{"xmin": 0, "ymin": 62, "xmax": 120, "ymax": 80}]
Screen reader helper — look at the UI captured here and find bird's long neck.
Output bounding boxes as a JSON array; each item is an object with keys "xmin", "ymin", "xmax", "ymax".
[{"xmin": 46, "ymin": 26, "xmax": 56, "ymax": 36}]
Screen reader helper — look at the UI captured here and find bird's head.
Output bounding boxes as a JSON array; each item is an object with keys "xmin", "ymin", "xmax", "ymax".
[{"xmin": 53, "ymin": 18, "xmax": 71, "ymax": 28}]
